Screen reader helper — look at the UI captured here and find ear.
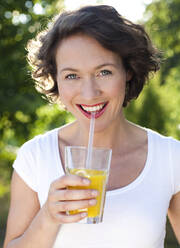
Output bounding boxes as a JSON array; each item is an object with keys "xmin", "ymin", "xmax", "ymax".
[{"xmin": 126, "ymin": 70, "xmax": 132, "ymax": 82}]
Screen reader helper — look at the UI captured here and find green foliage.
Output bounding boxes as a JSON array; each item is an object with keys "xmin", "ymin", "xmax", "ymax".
[
  {"xmin": 125, "ymin": 76, "xmax": 167, "ymax": 134},
  {"xmin": 125, "ymin": 0, "xmax": 180, "ymax": 141},
  {"xmin": 125, "ymin": 73, "xmax": 180, "ymax": 139},
  {"xmin": 0, "ymin": 0, "xmax": 65, "ymax": 197},
  {"xmin": 144, "ymin": 0, "xmax": 180, "ymax": 84},
  {"xmin": 29, "ymin": 104, "xmax": 75, "ymax": 138}
]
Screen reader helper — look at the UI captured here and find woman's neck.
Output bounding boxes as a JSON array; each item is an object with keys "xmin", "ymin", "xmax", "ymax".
[{"xmin": 73, "ymin": 114, "xmax": 133, "ymax": 152}]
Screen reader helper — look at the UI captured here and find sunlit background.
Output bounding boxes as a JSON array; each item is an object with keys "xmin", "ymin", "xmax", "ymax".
[
  {"xmin": 64, "ymin": 0, "xmax": 152, "ymax": 21},
  {"xmin": 6, "ymin": 0, "xmax": 153, "ymax": 27}
]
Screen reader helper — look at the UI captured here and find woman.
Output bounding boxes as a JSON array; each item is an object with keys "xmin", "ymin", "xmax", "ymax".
[{"xmin": 3, "ymin": 5, "xmax": 180, "ymax": 248}]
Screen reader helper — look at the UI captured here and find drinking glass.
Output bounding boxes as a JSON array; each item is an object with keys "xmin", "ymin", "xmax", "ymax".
[{"xmin": 65, "ymin": 146, "xmax": 112, "ymax": 224}]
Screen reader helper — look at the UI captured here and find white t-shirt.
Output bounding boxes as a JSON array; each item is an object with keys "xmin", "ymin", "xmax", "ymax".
[{"xmin": 13, "ymin": 128, "xmax": 180, "ymax": 248}]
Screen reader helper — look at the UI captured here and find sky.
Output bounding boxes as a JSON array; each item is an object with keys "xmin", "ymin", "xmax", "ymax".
[{"xmin": 64, "ymin": 0, "xmax": 152, "ymax": 22}]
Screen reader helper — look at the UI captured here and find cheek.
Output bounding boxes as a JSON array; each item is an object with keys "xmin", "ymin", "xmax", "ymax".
[
  {"xmin": 58, "ymin": 83, "xmax": 76, "ymax": 105},
  {"xmin": 106, "ymin": 80, "xmax": 126, "ymax": 98}
]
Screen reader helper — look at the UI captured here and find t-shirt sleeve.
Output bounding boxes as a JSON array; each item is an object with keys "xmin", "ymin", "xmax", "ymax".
[
  {"xmin": 170, "ymin": 138, "xmax": 180, "ymax": 195},
  {"xmin": 13, "ymin": 143, "xmax": 37, "ymax": 192}
]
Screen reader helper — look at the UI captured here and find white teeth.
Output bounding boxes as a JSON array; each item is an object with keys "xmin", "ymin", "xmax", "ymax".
[{"xmin": 81, "ymin": 103, "xmax": 105, "ymax": 112}]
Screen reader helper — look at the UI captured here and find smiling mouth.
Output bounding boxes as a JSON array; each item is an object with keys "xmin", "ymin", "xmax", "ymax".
[
  {"xmin": 76, "ymin": 102, "xmax": 108, "ymax": 119},
  {"xmin": 79, "ymin": 102, "xmax": 107, "ymax": 112}
]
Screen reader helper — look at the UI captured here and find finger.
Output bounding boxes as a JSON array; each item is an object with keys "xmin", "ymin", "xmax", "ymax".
[
  {"xmin": 56, "ymin": 212, "xmax": 88, "ymax": 223},
  {"xmin": 51, "ymin": 175, "xmax": 90, "ymax": 190},
  {"xmin": 51, "ymin": 189, "xmax": 99, "ymax": 201},
  {"xmin": 55, "ymin": 199, "xmax": 97, "ymax": 212}
]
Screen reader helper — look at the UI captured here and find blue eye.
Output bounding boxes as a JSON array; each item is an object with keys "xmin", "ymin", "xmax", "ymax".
[
  {"xmin": 99, "ymin": 70, "xmax": 112, "ymax": 76},
  {"xmin": 65, "ymin": 74, "xmax": 77, "ymax": 79}
]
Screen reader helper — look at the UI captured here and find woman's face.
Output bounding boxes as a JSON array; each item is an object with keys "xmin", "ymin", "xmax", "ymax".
[{"xmin": 56, "ymin": 33, "xmax": 130, "ymax": 131}]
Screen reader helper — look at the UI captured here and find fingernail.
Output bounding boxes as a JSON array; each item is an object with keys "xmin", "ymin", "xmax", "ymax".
[
  {"xmin": 81, "ymin": 212, "xmax": 87, "ymax": 217},
  {"xmin": 83, "ymin": 179, "xmax": 90, "ymax": 185},
  {"xmin": 91, "ymin": 190, "xmax": 98, "ymax": 196},
  {"xmin": 89, "ymin": 199, "xmax": 97, "ymax": 205}
]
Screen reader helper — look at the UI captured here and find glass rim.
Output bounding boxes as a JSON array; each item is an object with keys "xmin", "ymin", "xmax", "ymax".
[{"xmin": 65, "ymin": 146, "xmax": 112, "ymax": 152}]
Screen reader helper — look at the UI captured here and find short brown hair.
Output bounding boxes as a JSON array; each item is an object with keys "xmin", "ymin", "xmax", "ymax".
[{"xmin": 27, "ymin": 5, "xmax": 162, "ymax": 107}]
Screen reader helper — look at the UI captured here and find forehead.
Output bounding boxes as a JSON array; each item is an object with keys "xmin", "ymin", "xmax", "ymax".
[{"xmin": 55, "ymin": 34, "xmax": 121, "ymax": 68}]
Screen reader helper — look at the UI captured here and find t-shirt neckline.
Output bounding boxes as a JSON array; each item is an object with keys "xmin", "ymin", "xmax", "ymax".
[{"xmin": 54, "ymin": 127, "xmax": 152, "ymax": 195}]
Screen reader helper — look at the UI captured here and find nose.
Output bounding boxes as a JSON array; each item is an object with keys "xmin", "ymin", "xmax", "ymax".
[{"xmin": 81, "ymin": 77, "xmax": 101, "ymax": 100}]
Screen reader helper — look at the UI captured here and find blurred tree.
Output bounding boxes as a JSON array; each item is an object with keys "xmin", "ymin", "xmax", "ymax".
[
  {"xmin": 125, "ymin": 0, "xmax": 180, "ymax": 140},
  {"xmin": 0, "ymin": 0, "xmax": 65, "ymax": 197},
  {"xmin": 144, "ymin": 0, "xmax": 180, "ymax": 85}
]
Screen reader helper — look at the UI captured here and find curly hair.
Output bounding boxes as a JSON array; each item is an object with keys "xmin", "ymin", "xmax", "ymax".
[{"xmin": 27, "ymin": 5, "xmax": 162, "ymax": 107}]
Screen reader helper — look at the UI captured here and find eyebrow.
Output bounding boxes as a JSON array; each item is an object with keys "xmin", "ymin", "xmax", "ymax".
[{"xmin": 60, "ymin": 63, "xmax": 117, "ymax": 73}]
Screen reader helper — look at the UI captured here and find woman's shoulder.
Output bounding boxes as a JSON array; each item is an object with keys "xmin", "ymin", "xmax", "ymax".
[
  {"xmin": 19, "ymin": 121, "xmax": 76, "ymax": 152},
  {"xmin": 145, "ymin": 127, "xmax": 180, "ymax": 151},
  {"xmin": 20, "ymin": 128, "xmax": 59, "ymax": 153},
  {"xmin": 146, "ymin": 128, "xmax": 178, "ymax": 142}
]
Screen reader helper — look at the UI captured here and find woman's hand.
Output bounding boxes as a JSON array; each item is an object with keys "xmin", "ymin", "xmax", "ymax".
[{"xmin": 43, "ymin": 175, "xmax": 98, "ymax": 224}]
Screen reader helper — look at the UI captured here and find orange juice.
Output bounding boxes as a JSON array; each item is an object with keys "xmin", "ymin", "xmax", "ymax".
[{"xmin": 68, "ymin": 168, "xmax": 107, "ymax": 217}]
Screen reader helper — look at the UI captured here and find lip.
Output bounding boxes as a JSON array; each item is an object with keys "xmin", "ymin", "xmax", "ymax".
[{"xmin": 76, "ymin": 102, "xmax": 108, "ymax": 119}]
